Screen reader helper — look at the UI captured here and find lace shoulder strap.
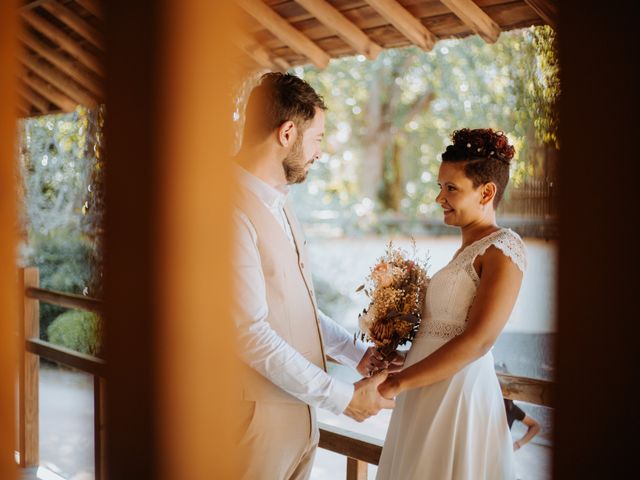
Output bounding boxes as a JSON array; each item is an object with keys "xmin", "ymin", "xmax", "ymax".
[{"xmin": 462, "ymin": 229, "xmax": 527, "ymax": 283}]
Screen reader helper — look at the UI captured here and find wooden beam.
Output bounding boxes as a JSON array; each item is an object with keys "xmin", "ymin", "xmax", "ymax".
[
  {"xmin": 19, "ymin": 0, "xmax": 49, "ymax": 11},
  {"xmin": 18, "ymin": 84, "xmax": 48, "ymax": 112},
  {"xmin": 75, "ymin": 0, "xmax": 103, "ymax": 19},
  {"xmin": 20, "ymin": 29, "xmax": 103, "ymax": 96},
  {"xmin": 525, "ymin": 0, "xmax": 557, "ymax": 29},
  {"xmin": 498, "ymin": 373, "xmax": 554, "ymax": 407},
  {"xmin": 0, "ymin": 2, "xmax": 19, "ymax": 478},
  {"xmin": 20, "ymin": 53, "xmax": 97, "ymax": 106},
  {"xmin": 346, "ymin": 457, "xmax": 368, "ymax": 480},
  {"xmin": 25, "ymin": 338, "xmax": 105, "ymax": 376},
  {"xmin": 41, "ymin": 0, "xmax": 104, "ymax": 50},
  {"xmin": 364, "ymin": 0, "xmax": 436, "ymax": 51},
  {"xmin": 20, "ymin": 70, "xmax": 77, "ymax": 111},
  {"xmin": 21, "ymin": 9, "xmax": 103, "ymax": 74},
  {"xmin": 319, "ymin": 423, "xmax": 383, "ymax": 465},
  {"xmin": 440, "ymin": 0, "xmax": 501, "ymax": 43},
  {"xmin": 16, "ymin": 94, "xmax": 31, "ymax": 115},
  {"xmin": 294, "ymin": 0, "xmax": 381, "ymax": 60},
  {"xmin": 18, "ymin": 268, "xmax": 39, "ymax": 468},
  {"xmin": 235, "ymin": 29, "xmax": 288, "ymax": 71},
  {"xmin": 236, "ymin": 0, "xmax": 330, "ymax": 69},
  {"xmin": 26, "ymin": 286, "xmax": 103, "ymax": 313}
]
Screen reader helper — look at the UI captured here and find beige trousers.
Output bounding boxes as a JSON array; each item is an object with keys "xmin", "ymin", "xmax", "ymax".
[{"xmin": 237, "ymin": 401, "xmax": 319, "ymax": 480}]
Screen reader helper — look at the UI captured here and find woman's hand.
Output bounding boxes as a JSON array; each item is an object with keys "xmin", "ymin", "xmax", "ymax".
[
  {"xmin": 386, "ymin": 350, "xmax": 407, "ymax": 373},
  {"xmin": 357, "ymin": 347, "xmax": 389, "ymax": 376},
  {"xmin": 378, "ymin": 373, "xmax": 402, "ymax": 400}
]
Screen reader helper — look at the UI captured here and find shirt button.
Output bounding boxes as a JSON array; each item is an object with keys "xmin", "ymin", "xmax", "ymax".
[{"xmin": 300, "ymin": 262, "xmax": 305, "ymax": 268}]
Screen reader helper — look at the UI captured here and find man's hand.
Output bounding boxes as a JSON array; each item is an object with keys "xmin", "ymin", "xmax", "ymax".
[
  {"xmin": 356, "ymin": 347, "xmax": 389, "ymax": 376},
  {"xmin": 344, "ymin": 370, "xmax": 396, "ymax": 422}
]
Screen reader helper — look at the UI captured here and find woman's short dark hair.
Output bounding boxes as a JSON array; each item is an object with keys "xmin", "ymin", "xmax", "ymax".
[
  {"xmin": 441, "ymin": 128, "xmax": 515, "ymax": 207},
  {"xmin": 242, "ymin": 72, "xmax": 327, "ymax": 146}
]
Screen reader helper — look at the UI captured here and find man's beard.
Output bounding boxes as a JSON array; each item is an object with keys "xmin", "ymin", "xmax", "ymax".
[{"xmin": 282, "ymin": 136, "xmax": 309, "ymax": 184}]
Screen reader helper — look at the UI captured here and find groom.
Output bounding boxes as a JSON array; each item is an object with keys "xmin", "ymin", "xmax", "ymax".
[{"xmin": 233, "ymin": 72, "xmax": 395, "ymax": 480}]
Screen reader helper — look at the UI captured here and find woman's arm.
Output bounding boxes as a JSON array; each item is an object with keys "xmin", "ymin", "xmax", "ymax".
[
  {"xmin": 379, "ymin": 245, "xmax": 523, "ymax": 398},
  {"xmin": 514, "ymin": 415, "xmax": 541, "ymax": 450}
]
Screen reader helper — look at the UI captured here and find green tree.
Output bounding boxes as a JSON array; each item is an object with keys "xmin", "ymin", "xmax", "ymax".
[{"xmin": 288, "ymin": 26, "xmax": 559, "ymax": 231}]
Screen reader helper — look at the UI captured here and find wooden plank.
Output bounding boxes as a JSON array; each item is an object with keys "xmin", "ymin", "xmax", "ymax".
[
  {"xmin": 17, "ymin": 84, "xmax": 48, "ymax": 112},
  {"xmin": 235, "ymin": 29, "xmax": 282, "ymax": 71},
  {"xmin": 16, "ymin": 94, "xmax": 31, "ymax": 115},
  {"xmin": 347, "ymin": 457, "xmax": 368, "ymax": 480},
  {"xmin": 318, "ymin": 423, "xmax": 383, "ymax": 465},
  {"xmin": 236, "ymin": 0, "xmax": 330, "ymax": 69},
  {"xmin": 18, "ymin": 268, "xmax": 39, "ymax": 468},
  {"xmin": 20, "ymin": 53, "xmax": 97, "ymax": 107},
  {"xmin": 75, "ymin": 0, "xmax": 103, "ymax": 19},
  {"xmin": 25, "ymin": 286, "xmax": 103, "ymax": 313},
  {"xmin": 524, "ymin": 0, "xmax": 556, "ymax": 29},
  {"xmin": 0, "ymin": 2, "xmax": 19, "ymax": 477},
  {"xmin": 20, "ymin": 70, "xmax": 77, "ymax": 111},
  {"xmin": 21, "ymin": 9, "xmax": 103, "ymax": 75},
  {"xmin": 25, "ymin": 338, "xmax": 105, "ymax": 376},
  {"xmin": 440, "ymin": 0, "xmax": 501, "ymax": 43},
  {"xmin": 363, "ymin": 0, "xmax": 436, "ymax": 50},
  {"xmin": 295, "ymin": 0, "xmax": 382, "ymax": 60},
  {"xmin": 19, "ymin": 0, "xmax": 50, "ymax": 11},
  {"xmin": 20, "ymin": 28, "xmax": 103, "ymax": 96},
  {"xmin": 498, "ymin": 372, "xmax": 554, "ymax": 407},
  {"xmin": 41, "ymin": 0, "xmax": 104, "ymax": 50}
]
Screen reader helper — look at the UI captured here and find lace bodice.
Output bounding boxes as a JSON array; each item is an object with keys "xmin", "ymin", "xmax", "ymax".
[{"xmin": 415, "ymin": 228, "xmax": 527, "ymax": 342}]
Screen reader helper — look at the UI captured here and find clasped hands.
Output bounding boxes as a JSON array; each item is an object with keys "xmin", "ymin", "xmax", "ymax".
[{"xmin": 344, "ymin": 347, "xmax": 405, "ymax": 422}]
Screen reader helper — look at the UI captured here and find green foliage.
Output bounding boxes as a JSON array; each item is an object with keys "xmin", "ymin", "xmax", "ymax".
[
  {"xmin": 19, "ymin": 105, "xmax": 105, "ymax": 338},
  {"xmin": 47, "ymin": 309, "xmax": 102, "ymax": 356},
  {"xmin": 24, "ymin": 229, "xmax": 94, "ymax": 337}
]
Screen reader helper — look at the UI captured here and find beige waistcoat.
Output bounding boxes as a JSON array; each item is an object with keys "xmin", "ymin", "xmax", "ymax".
[{"xmin": 237, "ymin": 188, "xmax": 326, "ymax": 404}]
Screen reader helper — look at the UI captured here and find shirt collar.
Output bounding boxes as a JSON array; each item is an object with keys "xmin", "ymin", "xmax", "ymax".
[{"xmin": 234, "ymin": 164, "xmax": 289, "ymax": 211}]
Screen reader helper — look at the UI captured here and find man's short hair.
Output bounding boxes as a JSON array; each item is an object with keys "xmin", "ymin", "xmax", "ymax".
[{"xmin": 242, "ymin": 72, "xmax": 327, "ymax": 146}]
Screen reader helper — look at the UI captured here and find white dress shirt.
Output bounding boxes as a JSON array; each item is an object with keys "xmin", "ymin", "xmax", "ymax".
[{"xmin": 233, "ymin": 165, "xmax": 368, "ymax": 415}]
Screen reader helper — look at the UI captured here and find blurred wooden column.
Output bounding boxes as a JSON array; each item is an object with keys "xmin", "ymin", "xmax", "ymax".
[
  {"xmin": 556, "ymin": 1, "xmax": 639, "ymax": 479},
  {"xmin": 104, "ymin": 1, "xmax": 238, "ymax": 479},
  {"xmin": 0, "ymin": 1, "xmax": 19, "ymax": 479}
]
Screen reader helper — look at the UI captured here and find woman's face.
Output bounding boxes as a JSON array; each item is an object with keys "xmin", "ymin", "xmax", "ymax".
[{"xmin": 435, "ymin": 161, "xmax": 485, "ymax": 227}]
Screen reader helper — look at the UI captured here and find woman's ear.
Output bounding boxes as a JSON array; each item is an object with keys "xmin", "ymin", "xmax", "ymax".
[
  {"xmin": 277, "ymin": 121, "xmax": 296, "ymax": 147},
  {"xmin": 480, "ymin": 182, "xmax": 497, "ymax": 205}
]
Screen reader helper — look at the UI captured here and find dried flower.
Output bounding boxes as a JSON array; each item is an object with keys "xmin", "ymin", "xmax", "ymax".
[{"xmin": 355, "ymin": 241, "xmax": 430, "ymax": 359}]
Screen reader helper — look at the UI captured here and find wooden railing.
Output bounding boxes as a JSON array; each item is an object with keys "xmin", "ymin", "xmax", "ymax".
[
  {"xmin": 17, "ymin": 266, "xmax": 554, "ymax": 480},
  {"xmin": 18, "ymin": 267, "xmax": 106, "ymax": 480}
]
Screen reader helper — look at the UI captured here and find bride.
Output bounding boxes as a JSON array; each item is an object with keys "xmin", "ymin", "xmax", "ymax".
[{"xmin": 376, "ymin": 128, "xmax": 526, "ymax": 479}]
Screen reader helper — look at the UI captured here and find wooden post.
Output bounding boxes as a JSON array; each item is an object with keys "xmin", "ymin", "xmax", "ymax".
[
  {"xmin": 556, "ymin": 2, "xmax": 638, "ymax": 478},
  {"xmin": 105, "ymin": 1, "xmax": 238, "ymax": 478},
  {"xmin": 1, "ymin": 1, "xmax": 19, "ymax": 478},
  {"xmin": 346, "ymin": 457, "xmax": 368, "ymax": 480},
  {"xmin": 93, "ymin": 376, "xmax": 107, "ymax": 480},
  {"xmin": 18, "ymin": 268, "xmax": 39, "ymax": 468}
]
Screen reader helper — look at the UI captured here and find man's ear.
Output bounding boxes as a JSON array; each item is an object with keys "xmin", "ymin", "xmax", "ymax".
[
  {"xmin": 277, "ymin": 121, "xmax": 296, "ymax": 147},
  {"xmin": 480, "ymin": 182, "xmax": 497, "ymax": 205}
]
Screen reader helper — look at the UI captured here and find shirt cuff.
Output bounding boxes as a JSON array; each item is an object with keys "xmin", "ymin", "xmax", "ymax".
[{"xmin": 323, "ymin": 378, "xmax": 354, "ymax": 415}]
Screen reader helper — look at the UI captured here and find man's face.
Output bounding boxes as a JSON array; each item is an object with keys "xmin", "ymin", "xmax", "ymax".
[{"xmin": 283, "ymin": 108, "xmax": 325, "ymax": 184}]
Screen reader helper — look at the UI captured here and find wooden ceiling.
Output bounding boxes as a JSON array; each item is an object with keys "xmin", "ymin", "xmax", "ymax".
[
  {"xmin": 18, "ymin": 0, "xmax": 103, "ymax": 118},
  {"xmin": 235, "ymin": 0, "xmax": 556, "ymax": 71},
  {"xmin": 17, "ymin": 0, "xmax": 556, "ymax": 118}
]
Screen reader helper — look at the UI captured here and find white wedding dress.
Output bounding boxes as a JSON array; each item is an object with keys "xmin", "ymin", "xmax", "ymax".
[{"xmin": 376, "ymin": 228, "xmax": 526, "ymax": 480}]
